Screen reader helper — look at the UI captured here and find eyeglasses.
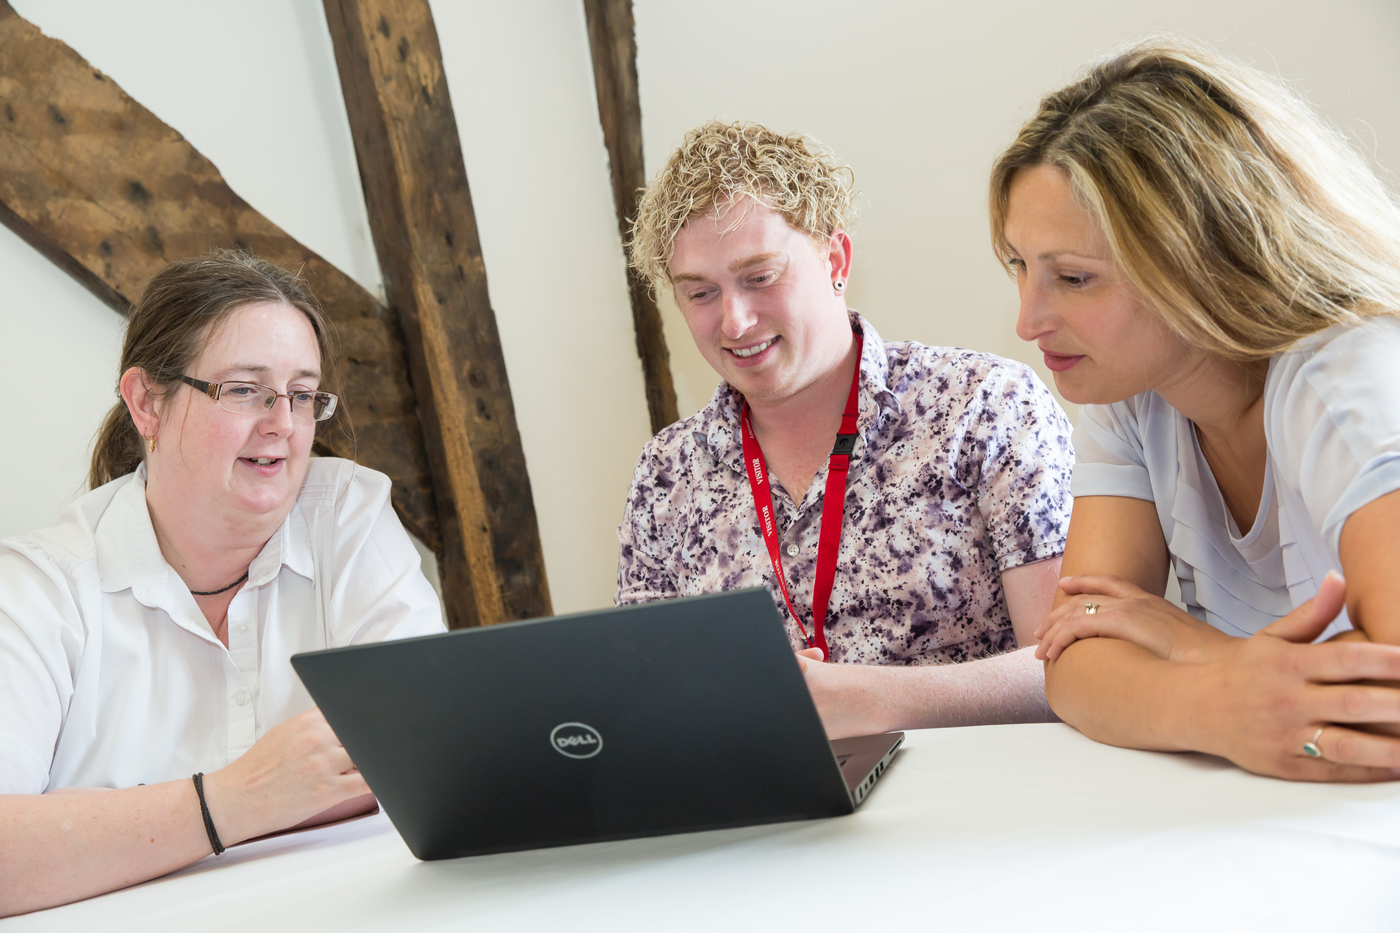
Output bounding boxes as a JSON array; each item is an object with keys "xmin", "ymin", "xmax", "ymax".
[{"xmin": 180, "ymin": 375, "xmax": 339, "ymax": 422}]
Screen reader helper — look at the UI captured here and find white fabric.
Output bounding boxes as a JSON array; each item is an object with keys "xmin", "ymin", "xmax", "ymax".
[
  {"xmin": 13, "ymin": 724, "xmax": 1400, "ymax": 933},
  {"xmin": 0, "ymin": 458, "xmax": 445, "ymax": 795},
  {"xmin": 1072, "ymin": 317, "xmax": 1400, "ymax": 638}
]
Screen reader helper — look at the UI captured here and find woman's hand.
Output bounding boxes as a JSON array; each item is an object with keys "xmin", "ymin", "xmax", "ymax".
[
  {"xmin": 1176, "ymin": 573, "xmax": 1400, "ymax": 780},
  {"xmin": 200, "ymin": 708, "xmax": 370, "ymax": 845},
  {"xmin": 1035, "ymin": 574, "xmax": 1232, "ymax": 662}
]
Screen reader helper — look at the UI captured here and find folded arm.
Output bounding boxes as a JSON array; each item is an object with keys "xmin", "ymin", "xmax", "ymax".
[{"xmin": 1046, "ymin": 495, "xmax": 1400, "ymax": 780}]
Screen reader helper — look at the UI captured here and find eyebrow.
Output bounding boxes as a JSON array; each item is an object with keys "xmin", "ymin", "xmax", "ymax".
[
  {"xmin": 1007, "ymin": 245, "xmax": 1106, "ymax": 263},
  {"xmin": 216, "ymin": 364, "xmax": 322, "ymax": 381},
  {"xmin": 671, "ymin": 252, "xmax": 786, "ymax": 284},
  {"xmin": 729, "ymin": 252, "xmax": 782, "ymax": 273}
]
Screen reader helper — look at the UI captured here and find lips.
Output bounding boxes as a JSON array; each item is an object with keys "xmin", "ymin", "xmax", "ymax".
[
  {"xmin": 1041, "ymin": 350, "xmax": 1085, "ymax": 373},
  {"xmin": 725, "ymin": 336, "xmax": 780, "ymax": 366},
  {"xmin": 239, "ymin": 456, "xmax": 285, "ymax": 475}
]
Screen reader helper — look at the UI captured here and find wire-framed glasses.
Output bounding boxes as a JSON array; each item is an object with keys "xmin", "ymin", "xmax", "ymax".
[{"xmin": 180, "ymin": 375, "xmax": 339, "ymax": 422}]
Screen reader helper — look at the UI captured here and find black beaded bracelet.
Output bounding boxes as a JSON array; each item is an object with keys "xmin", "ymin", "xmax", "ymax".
[{"xmin": 192, "ymin": 772, "xmax": 225, "ymax": 856}]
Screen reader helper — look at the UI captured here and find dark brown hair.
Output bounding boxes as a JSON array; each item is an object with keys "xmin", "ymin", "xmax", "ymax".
[{"xmin": 89, "ymin": 251, "xmax": 344, "ymax": 488}]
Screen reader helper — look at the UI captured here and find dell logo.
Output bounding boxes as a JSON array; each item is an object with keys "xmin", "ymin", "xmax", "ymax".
[{"xmin": 550, "ymin": 722, "xmax": 603, "ymax": 759}]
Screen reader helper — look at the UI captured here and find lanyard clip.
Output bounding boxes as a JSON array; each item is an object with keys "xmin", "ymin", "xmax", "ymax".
[{"xmin": 831, "ymin": 433, "xmax": 857, "ymax": 457}]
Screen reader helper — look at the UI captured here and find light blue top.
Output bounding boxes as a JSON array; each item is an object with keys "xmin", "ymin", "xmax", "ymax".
[{"xmin": 1071, "ymin": 317, "xmax": 1400, "ymax": 639}]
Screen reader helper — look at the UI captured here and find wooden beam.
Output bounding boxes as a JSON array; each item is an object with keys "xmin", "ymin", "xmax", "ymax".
[
  {"xmin": 583, "ymin": 0, "xmax": 679, "ymax": 434},
  {"xmin": 0, "ymin": 1, "xmax": 443, "ymax": 552},
  {"xmin": 323, "ymin": 0, "xmax": 551, "ymax": 628}
]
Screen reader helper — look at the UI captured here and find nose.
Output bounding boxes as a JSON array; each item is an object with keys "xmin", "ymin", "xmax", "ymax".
[
  {"xmin": 1014, "ymin": 274, "xmax": 1053, "ymax": 344},
  {"xmin": 720, "ymin": 290, "xmax": 757, "ymax": 340},
  {"xmin": 258, "ymin": 393, "xmax": 297, "ymax": 436}
]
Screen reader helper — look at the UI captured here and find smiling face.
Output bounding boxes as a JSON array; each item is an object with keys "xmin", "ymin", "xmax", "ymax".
[
  {"xmin": 1003, "ymin": 164, "xmax": 1198, "ymax": 405},
  {"xmin": 668, "ymin": 200, "xmax": 853, "ymax": 407},
  {"xmin": 145, "ymin": 300, "xmax": 322, "ymax": 531}
]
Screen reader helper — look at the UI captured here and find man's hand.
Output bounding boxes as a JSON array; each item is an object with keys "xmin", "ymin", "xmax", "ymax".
[
  {"xmin": 200, "ymin": 708, "xmax": 371, "ymax": 845},
  {"xmin": 1035, "ymin": 574, "xmax": 1232, "ymax": 662},
  {"xmin": 794, "ymin": 647, "xmax": 895, "ymax": 739}
]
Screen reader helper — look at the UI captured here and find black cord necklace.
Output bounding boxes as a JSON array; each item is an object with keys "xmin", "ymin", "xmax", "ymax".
[{"xmin": 190, "ymin": 571, "xmax": 249, "ymax": 597}]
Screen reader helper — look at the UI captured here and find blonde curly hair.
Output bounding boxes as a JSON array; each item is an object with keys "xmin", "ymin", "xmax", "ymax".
[
  {"xmin": 629, "ymin": 120, "xmax": 857, "ymax": 296},
  {"xmin": 990, "ymin": 36, "xmax": 1400, "ymax": 361}
]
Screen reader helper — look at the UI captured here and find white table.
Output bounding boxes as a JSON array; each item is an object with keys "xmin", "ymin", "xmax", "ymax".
[{"xmin": 9, "ymin": 723, "xmax": 1400, "ymax": 932}]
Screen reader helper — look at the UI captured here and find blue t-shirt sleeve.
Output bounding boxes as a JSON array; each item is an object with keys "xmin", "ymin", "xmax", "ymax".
[{"xmin": 1268, "ymin": 319, "xmax": 1400, "ymax": 559}]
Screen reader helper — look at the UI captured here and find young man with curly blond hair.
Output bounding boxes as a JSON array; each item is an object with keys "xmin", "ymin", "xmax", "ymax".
[{"xmin": 616, "ymin": 121, "xmax": 1073, "ymax": 736}]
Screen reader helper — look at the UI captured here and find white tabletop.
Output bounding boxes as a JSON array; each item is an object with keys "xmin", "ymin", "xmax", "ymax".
[{"xmin": 9, "ymin": 723, "xmax": 1400, "ymax": 933}]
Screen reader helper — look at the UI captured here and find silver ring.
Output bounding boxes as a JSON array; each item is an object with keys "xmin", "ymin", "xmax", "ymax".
[
  {"xmin": 1084, "ymin": 602, "xmax": 1100, "ymax": 615},
  {"xmin": 1302, "ymin": 727, "xmax": 1325, "ymax": 758}
]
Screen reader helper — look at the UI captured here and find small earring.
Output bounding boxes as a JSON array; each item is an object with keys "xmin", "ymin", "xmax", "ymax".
[
  {"xmin": 834, "ymin": 280, "xmax": 845, "ymax": 291},
  {"xmin": 146, "ymin": 434, "xmax": 156, "ymax": 453}
]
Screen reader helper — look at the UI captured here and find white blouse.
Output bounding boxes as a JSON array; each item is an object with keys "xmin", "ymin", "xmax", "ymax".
[
  {"xmin": 0, "ymin": 458, "xmax": 445, "ymax": 794},
  {"xmin": 1072, "ymin": 317, "xmax": 1400, "ymax": 639}
]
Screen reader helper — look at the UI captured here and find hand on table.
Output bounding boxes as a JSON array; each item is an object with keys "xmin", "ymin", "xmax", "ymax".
[
  {"xmin": 1176, "ymin": 573, "xmax": 1400, "ymax": 781},
  {"xmin": 1035, "ymin": 575, "xmax": 1232, "ymax": 662},
  {"xmin": 201, "ymin": 708, "xmax": 372, "ymax": 845}
]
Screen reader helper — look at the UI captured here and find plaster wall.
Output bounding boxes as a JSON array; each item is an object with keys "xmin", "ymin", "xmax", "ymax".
[{"xmin": 2, "ymin": 0, "xmax": 1397, "ymax": 617}]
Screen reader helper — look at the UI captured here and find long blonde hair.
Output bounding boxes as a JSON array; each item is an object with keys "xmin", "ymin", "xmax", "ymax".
[{"xmin": 990, "ymin": 36, "xmax": 1400, "ymax": 361}]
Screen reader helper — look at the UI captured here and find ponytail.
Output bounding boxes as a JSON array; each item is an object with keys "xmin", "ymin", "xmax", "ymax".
[{"xmin": 88, "ymin": 400, "xmax": 146, "ymax": 490}]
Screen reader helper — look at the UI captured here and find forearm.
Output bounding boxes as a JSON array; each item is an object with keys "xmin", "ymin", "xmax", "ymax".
[
  {"xmin": 819, "ymin": 646, "xmax": 1055, "ymax": 738},
  {"xmin": 0, "ymin": 780, "xmax": 216, "ymax": 917},
  {"xmin": 1044, "ymin": 637, "xmax": 1199, "ymax": 752}
]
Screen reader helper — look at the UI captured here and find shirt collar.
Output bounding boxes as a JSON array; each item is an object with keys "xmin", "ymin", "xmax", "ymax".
[
  {"xmin": 95, "ymin": 464, "xmax": 315, "ymax": 600},
  {"xmin": 694, "ymin": 309, "xmax": 900, "ymax": 474}
]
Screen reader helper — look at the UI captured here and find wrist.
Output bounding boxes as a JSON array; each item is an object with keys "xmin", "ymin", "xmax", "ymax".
[
  {"xmin": 1154, "ymin": 657, "xmax": 1217, "ymax": 754},
  {"xmin": 199, "ymin": 764, "xmax": 257, "ymax": 847}
]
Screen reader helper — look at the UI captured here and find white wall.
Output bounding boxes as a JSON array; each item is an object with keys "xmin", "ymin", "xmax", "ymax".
[
  {"xmin": 1, "ymin": 0, "xmax": 651, "ymax": 615},
  {"xmin": 634, "ymin": 0, "xmax": 1400, "ymax": 422},
  {"xmin": 3, "ymin": 0, "xmax": 1398, "ymax": 616}
]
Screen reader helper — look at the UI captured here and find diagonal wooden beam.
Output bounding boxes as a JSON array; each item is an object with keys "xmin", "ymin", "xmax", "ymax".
[
  {"xmin": 583, "ymin": 0, "xmax": 679, "ymax": 434},
  {"xmin": 323, "ymin": 0, "xmax": 551, "ymax": 628},
  {"xmin": 0, "ymin": 0, "xmax": 442, "ymax": 553}
]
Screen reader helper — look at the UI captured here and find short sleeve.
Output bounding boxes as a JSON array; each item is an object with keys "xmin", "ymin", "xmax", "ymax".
[
  {"xmin": 1070, "ymin": 396, "xmax": 1156, "ymax": 501},
  {"xmin": 323, "ymin": 465, "xmax": 447, "ymax": 644},
  {"xmin": 1268, "ymin": 319, "xmax": 1400, "ymax": 558},
  {"xmin": 967, "ymin": 362, "xmax": 1075, "ymax": 571},
  {"xmin": 615, "ymin": 438, "xmax": 683, "ymax": 606},
  {"xmin": 0, "ymin": 544, "xmax": 83, "ymax": 794}
]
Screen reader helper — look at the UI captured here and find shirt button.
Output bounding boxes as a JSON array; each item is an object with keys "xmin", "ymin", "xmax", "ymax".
[
  {"xmin": 785, "ymin": 544, "xmax": 800, "ymax": 557},
  {"xmin": 235, "ymin": 691, "xmax": 248, "ymax": 706},
  {"xmin": 236, "ymin": 624, "xmax": 249, "ymax": 635}
]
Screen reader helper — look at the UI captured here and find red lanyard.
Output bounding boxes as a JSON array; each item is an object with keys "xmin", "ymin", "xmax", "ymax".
[{"xmin": 740, "ymin": 330, "xmax": 863, "ymax": 661}]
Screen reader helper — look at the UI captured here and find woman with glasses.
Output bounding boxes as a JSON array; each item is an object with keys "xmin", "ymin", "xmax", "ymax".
[
  {"xmin": 994, "ymin": 38, "xmax": 1400, "ymax": 781},
  {"xmin": 0, "ymin": 252, "xmax": 445, "ymax": 915}
]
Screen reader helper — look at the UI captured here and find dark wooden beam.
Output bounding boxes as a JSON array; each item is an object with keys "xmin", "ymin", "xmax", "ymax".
[
  {"xmin": 323, "ymin": 0, "xmax": 551, "ymax": 628},
  {"xmin": 0, "ymin": 1, "xmax": 442, "ymax": 552},
  {"xmin": 583, "ymin": 0, "xmax": 679, "ymax": 434}
]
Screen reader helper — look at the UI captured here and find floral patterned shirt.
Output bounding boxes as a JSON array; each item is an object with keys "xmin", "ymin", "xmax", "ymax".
[{"xmin": 615, "ymin": 312, "xmax": 1074, "ymax": 665}]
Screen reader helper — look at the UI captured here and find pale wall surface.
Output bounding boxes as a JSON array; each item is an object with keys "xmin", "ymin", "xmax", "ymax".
[
  {"xmin": 634, "ymin": 0, "xmax": 1400, "ymax": 422},
  {"xmin": 1, "ymin": 0, "xmax": 652, "ymax": 614},
  {"xmin": 2, "ymin": 1, "xmax": 1398, "ymax": 615}
]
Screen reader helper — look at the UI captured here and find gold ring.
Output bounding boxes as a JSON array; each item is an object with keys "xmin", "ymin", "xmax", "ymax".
[
  {"xmin": 1084, "ymin": 602, "xmax": 1100, "ymax": 615},
  {"xmin": 1302, "ymin": 727, "xmax": 1325, "ymax": 758}
]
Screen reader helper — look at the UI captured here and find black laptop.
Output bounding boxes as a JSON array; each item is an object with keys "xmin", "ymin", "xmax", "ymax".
[{"xmin": 291, "ymin": 587, "xmax": 902, "ymax": 860}]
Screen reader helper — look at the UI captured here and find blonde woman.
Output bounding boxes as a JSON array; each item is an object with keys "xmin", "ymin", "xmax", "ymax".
[{"xmin": 992, "ymin": 38, "xmax": 1400, "ymax": 781}]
